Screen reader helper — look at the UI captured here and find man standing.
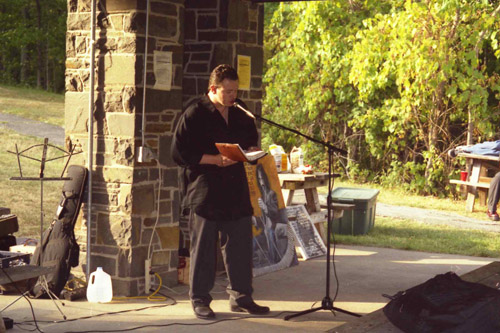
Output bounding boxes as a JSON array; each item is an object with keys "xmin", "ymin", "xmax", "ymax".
[{"xmin": 171, "ymin": 64, "xmax": 270, "ymax": 319}]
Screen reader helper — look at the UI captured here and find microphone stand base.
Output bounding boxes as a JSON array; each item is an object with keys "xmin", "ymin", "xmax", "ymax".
[{"xmin": 284, "ymin": 297, "xmax": 361, "ymax": 321}]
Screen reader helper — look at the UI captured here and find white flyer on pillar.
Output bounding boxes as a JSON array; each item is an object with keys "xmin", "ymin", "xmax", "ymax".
[{"xmin": 153, "ymin": 50, "xmax": 172, "ymax": 91}]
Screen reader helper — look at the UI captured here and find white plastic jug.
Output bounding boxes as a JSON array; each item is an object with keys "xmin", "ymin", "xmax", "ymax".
[
  {"xmin": 87, "ymin": 267, "xmax": 113, "ymax": 303},
  {"xmin": 290, "ymin": 146, "xmax": 304, "ymax": 172}
]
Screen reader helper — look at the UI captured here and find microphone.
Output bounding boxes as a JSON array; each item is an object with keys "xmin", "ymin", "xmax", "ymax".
[{"xmin": 233, "ymin": 102, "xmax": 256, "ymax": 119}]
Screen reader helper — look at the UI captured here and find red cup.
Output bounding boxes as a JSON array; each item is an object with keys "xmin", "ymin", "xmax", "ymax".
[{"xmin": 460, "ymin": 171, "xmax": 468, "ymax": 181}]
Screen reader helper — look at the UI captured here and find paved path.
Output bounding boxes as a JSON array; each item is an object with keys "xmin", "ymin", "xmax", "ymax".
[
  {"xmin": 0, "ymin": 112, "xmax": 64, "ymax": 146},
  {"xmin": 377, "ymin": 202, "xmax": 500, "ymax": 233}
]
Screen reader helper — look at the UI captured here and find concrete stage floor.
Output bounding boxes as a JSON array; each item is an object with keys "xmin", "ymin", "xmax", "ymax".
[{"xmin": 0, "ymin": 245, "xmax": 492, "ymax": 332}]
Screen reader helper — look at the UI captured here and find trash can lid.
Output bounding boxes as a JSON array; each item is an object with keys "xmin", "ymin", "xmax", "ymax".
[{"xmin": 331, "ymin": 187, "xmax": 380, "ymax": 201}]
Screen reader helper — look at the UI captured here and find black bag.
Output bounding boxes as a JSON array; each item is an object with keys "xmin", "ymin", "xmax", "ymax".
[
  {"xmin": 383, "ymin": 272, "xmax": 500, "ymax": 333},
  {"xmin": 30, "ymin": 165, "xmax": 87, "ymax": 298},
  {"xmin": 0, "ymin": 235, "xmax": 16, "ymax": 251}
]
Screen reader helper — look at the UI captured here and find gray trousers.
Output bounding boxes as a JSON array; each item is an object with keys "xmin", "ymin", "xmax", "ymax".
[
  {"xmin": 189, "ymin": 212, "xmax": 253, "ymax": 305},
  {"xmin": 488, "ymin": 172, "xmax": 500, "ymax": 213}
]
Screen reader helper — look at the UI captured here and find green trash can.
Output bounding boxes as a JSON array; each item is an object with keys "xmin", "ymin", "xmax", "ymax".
[{"xmin": 331, "ymin": 187, "xmax": 380, "ymax": 235}]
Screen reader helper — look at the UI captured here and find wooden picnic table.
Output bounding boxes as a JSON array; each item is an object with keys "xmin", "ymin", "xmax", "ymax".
[
  {"xmin": 278, "ymin": 172, "xmax": 354, "ymax": 243},
  {"xmin": 449, "ymin": 153, "xmax": 500, "ymax": 212}
]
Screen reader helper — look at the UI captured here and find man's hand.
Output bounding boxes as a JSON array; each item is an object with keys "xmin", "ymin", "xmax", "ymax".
[
  {"xmin": 219, "ymin": 154, "xmax": 237, "ymax": 167},
  {"xmin": 199, "ymin": 154, "xmax": 237, "ymax": 167},
  {"xmin": 247, "ymin": 146, "xmax": 261, "ymax": 152}
]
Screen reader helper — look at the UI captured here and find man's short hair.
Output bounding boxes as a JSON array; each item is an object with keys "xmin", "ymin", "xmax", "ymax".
[{"xmin": 208, "ymin": 64, "xmax": 239, "ymax": 89}]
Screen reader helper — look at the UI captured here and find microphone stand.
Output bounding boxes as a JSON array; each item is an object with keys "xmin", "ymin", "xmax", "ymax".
[{"xmin": 235, "ymin": 103, "xmax": 360, "ymax": 320}]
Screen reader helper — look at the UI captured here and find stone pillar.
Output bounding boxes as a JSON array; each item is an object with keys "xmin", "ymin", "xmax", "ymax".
[{"xmin": 65, "ymin": 0, "xmax": 184, "ymax": 296}]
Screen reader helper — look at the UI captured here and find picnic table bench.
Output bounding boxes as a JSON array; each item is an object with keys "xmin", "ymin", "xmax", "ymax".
[{"xmin": 449, "ymin": 153, "xmax": 499, "ymax": 212}]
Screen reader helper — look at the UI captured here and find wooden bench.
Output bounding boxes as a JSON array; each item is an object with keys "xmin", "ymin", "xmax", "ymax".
[
  {"xmin": 449, "ymin": 153, "xmax": 499, "ymax": 212},
  {"xmin": 449, "ymin": 179, "xmax": 491, "ymax": 189}
]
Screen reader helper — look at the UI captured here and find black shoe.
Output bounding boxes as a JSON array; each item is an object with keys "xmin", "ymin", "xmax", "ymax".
[
  {"xmin": 487, "ymin": 210, "xmax": 500, "ymax": 221},
  {"xmin": 230, "ymin": 301, "xmax": 270, "ymax": 315},
  {"xmin": 192, "ymin": 302, "xmax": 215, "ymax": 319}
]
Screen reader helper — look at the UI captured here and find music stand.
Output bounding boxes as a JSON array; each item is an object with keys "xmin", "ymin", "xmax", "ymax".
[{"xmin": 7, "ymin": 138, "xmax": 80, "ymax": 319}]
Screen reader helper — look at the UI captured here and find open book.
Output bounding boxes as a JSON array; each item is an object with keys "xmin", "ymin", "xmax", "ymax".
[{"xmin": 215, "ymin": 143, "xmax": 267, "ymax": 162}]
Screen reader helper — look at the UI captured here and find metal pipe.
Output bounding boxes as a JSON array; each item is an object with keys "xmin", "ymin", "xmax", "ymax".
[
  {"xmin": 141, "ymin": 0, "xmax": 151, "ymax": 146},
  {"xmin": 87, "ymin": 0, "xmax": 97, "ymax": 279}
]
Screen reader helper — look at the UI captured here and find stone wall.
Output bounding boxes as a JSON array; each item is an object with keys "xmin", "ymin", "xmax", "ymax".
[
  {"xmin": 183, "ymin": 0, "xmax": 264, "ymax": 112},
  {"xmin": 65, "ymin": 0, "xmax": 184, "ymax": 296},
  {"xmin": 65, "ymin": 0, "xmax": 264, "ymax": 296}
]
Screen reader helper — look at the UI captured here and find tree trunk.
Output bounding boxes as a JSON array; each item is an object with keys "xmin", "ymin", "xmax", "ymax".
[
  {"xmin": 20, "ymin": 7, "xmax": 29, "ymax": 84},
  {"xmin": 35, "ymin": 0, "xmax": 43, "ymax": 89},
  {"xmin": 52, "ymin": 60, "xmax": 57, "ymax": 92},
  {"xmin": 20, "ymin": 47, "xmax": 27, "ymax": 84},
  {"xmin": 424, "ymin": 109, "xmax": 439, "ymax": 192},
  {"xmin": 467, "ymin": 108, "xmax": 474, "ymax": 145},
  {"xmin": 45, "ymin": 39, "xmax": 50, "ymax": 91}
]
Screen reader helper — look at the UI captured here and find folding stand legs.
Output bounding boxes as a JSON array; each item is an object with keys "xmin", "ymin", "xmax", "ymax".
[
  {"xmin": 0, "ymin": 292, "xmax": 30, "ymax": 313},
  {"xmin": 284, "ymin": 148, "xmax": 361, "ymax": 321},
  {"xmin": 285, "ymin": 296, "xmax": 361, "ymax": 320},
  {"xmin": 39, "ymin": 276, "xmax": 67, "ymax": 320},
  {"xmin": 0, "ymin": 276, "xmax": 66, "ymax": 321}
]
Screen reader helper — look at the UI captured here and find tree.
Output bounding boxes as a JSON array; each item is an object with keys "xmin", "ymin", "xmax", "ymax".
[
  {"xmin": 0, "ymin": 0, "xmax": 66, "ymax": 92},
  {"xmin": 348, "ymin": 0, "xmax": 500, "ymax": 193},
  {"xmin": 263, "ymin": 1, "xmax": 398, "ymax": 174},
  {"xmin": 263, "ymin": 0, "xmax": 500, "ymax": 194}
]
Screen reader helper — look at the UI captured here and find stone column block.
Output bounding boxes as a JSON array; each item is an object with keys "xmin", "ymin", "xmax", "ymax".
[
  {"xmin": 106, "ymin": 0, "xmax": 141, "ymax": 12},
  {"xmin": 96, "ymin": 212, "xmax": 133, "ymax": 248},
  {"xmin": 103, "ymin": 54, "xmax": 138, "ymax": 86},
  {"xmin": 106, "ymin": 113, "xmax": 136, "ymax": 137},
  {"xmin": 65, "ymin": 91, "xmax": 90, "ymax": 134},
  {"xmin": 119, "ymin": 184, "xmax": 133, "ymax": 214},
  {"xmin": 117, "ymin": 247, "xmax": 147, "ymax": 278},
  {"xmin": 67, "ymin": 13, "xmax": 91, "ymax": 31},
  {"xmin": 131, "ymin": 185, "xmax": 156, "ymax": 215},
  {"xmin": 155, "ymin": 226, "xmax": 180, "ymax": 250},
  {"xmin": 98, "ymin": 166, "xmax": 134, "ymax": 184}
]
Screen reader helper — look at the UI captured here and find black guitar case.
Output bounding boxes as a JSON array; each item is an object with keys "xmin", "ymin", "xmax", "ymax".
[{"xmin": 30, "ymin": 165, "xmax": 87, "ymax": 298}]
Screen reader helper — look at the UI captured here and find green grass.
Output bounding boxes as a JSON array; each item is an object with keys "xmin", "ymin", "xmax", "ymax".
[
  {"xmin": 0, "ymin": 85, "xmax": 65, "ymax": 237},
  {"xmin": 334, "ymin": 216, "xmax": 500, "ymax": 258},
  {"xmin": 0, "ymin": 129, "xmax": 64, "ymax": 238},
  {"xmin": 0, "ymin": 84, "xmax": 65, "ymax": 127},
  {"xmin": 322, "ymin": 180, "xmax": 497, "ymax": 256}
]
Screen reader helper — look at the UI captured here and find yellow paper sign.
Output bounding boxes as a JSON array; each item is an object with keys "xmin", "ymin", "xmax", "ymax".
[{"xmin": 237, "ymin": 55, "xmax": 251, "ymax": 91}]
